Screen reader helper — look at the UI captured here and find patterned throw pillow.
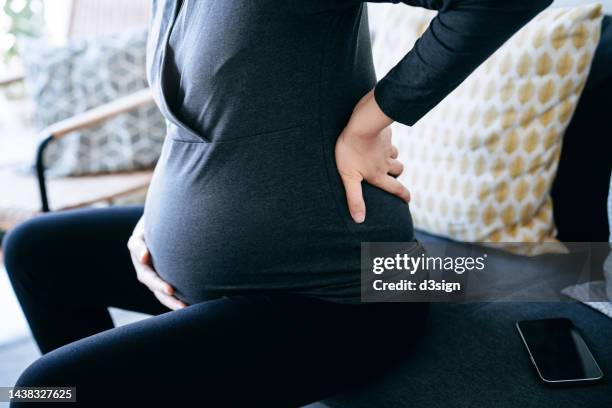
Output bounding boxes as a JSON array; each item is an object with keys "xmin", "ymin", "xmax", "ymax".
[
  {"xmin": 370, "ymin": 4, "xmax": 603, "ymax": 244},
  {"xmin": 20, "ymin": 29, "xmax": 166, "ymax": 176}
]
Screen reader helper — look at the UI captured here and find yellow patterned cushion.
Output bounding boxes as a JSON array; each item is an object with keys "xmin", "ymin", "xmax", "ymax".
[{"xmin": 370, "ymin": 3, "xmax": 603, "ymax": 244}]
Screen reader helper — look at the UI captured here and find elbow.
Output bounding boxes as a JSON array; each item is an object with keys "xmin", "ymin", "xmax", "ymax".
[
  {"xmin": 532, "ymin": 0, "xmax": 553, "ymax": 13},
  {"xmin": 473, "ymin": 0, "xmax": 552, "ymax": 14},
  {"xmin": 518, "ymin": 0, "xmax": 553, "ymax": 25},
  {"xmin": 511, "ymin": 0, "xmax": 552, "ymax": 14},
  {"xmin": 475, "ymin": 0, "xmax": 553, "ymax": 22}
]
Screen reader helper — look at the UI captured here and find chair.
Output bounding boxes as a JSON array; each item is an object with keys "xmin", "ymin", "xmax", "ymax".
[{"xmin": 0, "ymin": 0, "xmax": 156, "ymax": 231}]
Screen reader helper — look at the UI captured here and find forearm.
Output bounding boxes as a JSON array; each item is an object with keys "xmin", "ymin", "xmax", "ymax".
[{"xmin": 374, "ymin": 0, "xmax": 553, "ymax": 126}]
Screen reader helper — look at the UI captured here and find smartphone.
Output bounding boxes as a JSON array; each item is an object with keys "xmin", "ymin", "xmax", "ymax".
[{"xmin": 516, "ymin": 318, "xmax": 603, "ymax": 384}]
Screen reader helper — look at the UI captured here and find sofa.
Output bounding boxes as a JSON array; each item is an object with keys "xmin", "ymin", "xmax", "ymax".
[
  {"xmin": 313, "ymin": 232, "xmax": 612, "ymax": 408},
  {"xmin": 310, "ymin": 13, "xmax": 612, "ymax": 408}
]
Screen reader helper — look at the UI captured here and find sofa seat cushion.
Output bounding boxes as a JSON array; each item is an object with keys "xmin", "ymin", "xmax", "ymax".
[
  {"xmin": 315, "ymin": 230, "xmax": 612, "ymax": 407},
  {"xmin": 320, "ymin": 301, "xmax": 611, "ymax": 408}
]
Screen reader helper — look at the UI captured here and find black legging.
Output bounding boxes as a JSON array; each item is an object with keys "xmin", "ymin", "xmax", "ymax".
[{"xmin": 2, "ymin": 206, "xmax": 428, "ymax": 407}]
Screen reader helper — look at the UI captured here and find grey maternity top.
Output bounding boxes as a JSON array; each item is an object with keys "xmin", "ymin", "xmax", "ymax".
[{"xmin": 144, "ymin": 0, "xmax": 549, "ymax": 304}]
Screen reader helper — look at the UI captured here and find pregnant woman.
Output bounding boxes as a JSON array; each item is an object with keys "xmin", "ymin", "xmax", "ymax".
[{"xmin": 4, "ymin": 0, "xmax": 549, "ymax": 406}]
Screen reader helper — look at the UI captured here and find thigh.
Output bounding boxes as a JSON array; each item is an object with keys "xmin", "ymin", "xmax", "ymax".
[
  {"xmin": 14, "ymin": 295, "xmax": 428, "ymax": 407},
  {"xmin": 3, "ymin": 206, "xmax": 166, "ymax": 315}
]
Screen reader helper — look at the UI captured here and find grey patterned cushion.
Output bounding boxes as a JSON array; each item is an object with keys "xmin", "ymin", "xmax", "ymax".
[{"xmin": 20, "ymin": 29, "xmax": 166, "ymax": 176}]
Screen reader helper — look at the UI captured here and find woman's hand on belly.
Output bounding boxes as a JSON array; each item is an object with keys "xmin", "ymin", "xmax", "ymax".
[
  {"xmin": 127, "ymin": 215, "xmax": 187, "ymax": 310},
  {"xmin": 335, "ymin": 89, "xmax": 411, "ymax": 224}
]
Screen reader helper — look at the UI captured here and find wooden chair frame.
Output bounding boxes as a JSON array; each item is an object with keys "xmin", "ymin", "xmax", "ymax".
[
  {"xmin": 0, "ymin": 0, "xmax": 154, "ymax": 213},
  {"xmin": 1, "ymin": 72, "xmax": 155, "ymax": 212}
]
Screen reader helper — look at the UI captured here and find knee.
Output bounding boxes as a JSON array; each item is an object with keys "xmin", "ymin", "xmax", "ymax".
[
  {"xmin": 2, "ymin": 217, "xmax": 51, "ymax": 282},
  {"xmin": 14, "ymin": 346, "xmax": 121, "ymax": 407},
  {"xmin": 15, "ymin": 352, "xmax": 67, "ymax": 389}
]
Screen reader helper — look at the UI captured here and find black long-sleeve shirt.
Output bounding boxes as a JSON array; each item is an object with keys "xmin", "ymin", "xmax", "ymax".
[
  {"xmin": 369, "ymin": 0, "xmax": 553, "ymax": 125},
  {"xmin": 144, "ymin": 0, "xmax": 551, "ymax": 303}
]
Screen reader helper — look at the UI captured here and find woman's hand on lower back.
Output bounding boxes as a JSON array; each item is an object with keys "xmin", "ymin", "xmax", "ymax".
[
  {"xmin": 335, "ymin": 88, "xmax": 410, "ymax": 224},
  {"xmin": 127, "ymin": 216, "xmax": 187, "ymax": 310}
]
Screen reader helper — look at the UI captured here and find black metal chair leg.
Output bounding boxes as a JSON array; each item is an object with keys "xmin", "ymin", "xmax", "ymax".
[{"xmin": 35, "ymin": 134, "xmax": 53, "ymax": 212}]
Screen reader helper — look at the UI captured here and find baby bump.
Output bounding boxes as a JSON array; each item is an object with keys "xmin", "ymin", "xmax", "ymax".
[
  {"xmin": 143, "ymin": 125, "xmax": 349, "ymax": 303},
  {"xmin": 143, "ymin": 124, "xmax": 416, "ymax": 303}
]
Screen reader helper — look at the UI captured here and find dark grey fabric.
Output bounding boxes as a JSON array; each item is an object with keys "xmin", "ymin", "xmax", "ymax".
[
  {"xmin": 319, "ymin": 301, "xmax": 612, "ymax": 408},
  {"xmin": 551, "ymin": 15, "xmax": 612, "ymax": 242},
  {"xmin": 2, "ymin": 207, "xmax": 429, "ymax": 407},
  {"xmin": 143, "ymin": 0, "xmax": 551, "ymax": 304},
  {"xmin": 314, "ymin": 232, "xmax": 612, "ymax": 408},
  {"xmin": 371, "ymin": 0, "xmax": 552, "ymax": 126}
]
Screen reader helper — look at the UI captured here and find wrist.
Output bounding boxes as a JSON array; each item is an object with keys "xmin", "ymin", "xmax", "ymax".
[{"xmin": 345, "ymin": 88, "xmax": 393, "ymax": 138}]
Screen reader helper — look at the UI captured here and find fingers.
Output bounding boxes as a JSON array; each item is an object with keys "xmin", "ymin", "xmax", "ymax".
[
  {"xmin": 128, "ymin": 232, "xmax": 169, "ymax": 293},
  {"xmin": 132, "ymin": 254, "xmax": 174, "ymax": 295},
  {"xmin": 380, "ymin": 126, "xmax": 392, "ymax": 141},
  {"xmin": 133, "ymin": 253, "xmax": 187, "ymax": 310},
  {"xmin": 340, "ymin": 173, "xmax": 366, "ymax": 223},
  {"xmin": 390, "ymin": 145, "xmax": 399, "ymax": 159},
  {"xmin": 388, "ymin": 159, "xmax": 404, "ymax": 177},
  {"xmin": 133, "ymin": 255, "xmax": 187, "ymax": 310},
  {"xmin": 128, "ymin": 217, "xmax": 186, "ymax": 310},
  {"xmin": 138, "ymin": 246, "xmax": 151, "ymax": 265},
  {"xmin": 375, "ymin": 175, "xmax": 411, "ymax": 203},
  {"xmin": 153, "ymin": 291, "xmax": 187, "ymax": 311},
  {"xmin": 127, "ymin": 234, "xmax": 148, "ymax": 263}
]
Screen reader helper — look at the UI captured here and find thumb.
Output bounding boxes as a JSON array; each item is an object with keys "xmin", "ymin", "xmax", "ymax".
[
  {"xmin": 341, "ymin": 174, "xmax": 366, "ymax": 223},
  {"xmin": 139, "ymin": 247, "xmax": 151, "ymax": 265}
]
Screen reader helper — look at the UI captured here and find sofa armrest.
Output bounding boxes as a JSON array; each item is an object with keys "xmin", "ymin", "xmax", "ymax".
[
  {"xmin": 43, "ymin": 88, "xmax": 155, "ymax": 139},
  {"xmin": 36, "ymin": 88, "xmax": 157, "ymax": 212}
]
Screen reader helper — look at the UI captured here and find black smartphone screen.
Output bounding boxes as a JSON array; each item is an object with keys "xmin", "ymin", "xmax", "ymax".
[{"xmin": 516, "ymin": 318, "xmax": 603, "ymax": 383}]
